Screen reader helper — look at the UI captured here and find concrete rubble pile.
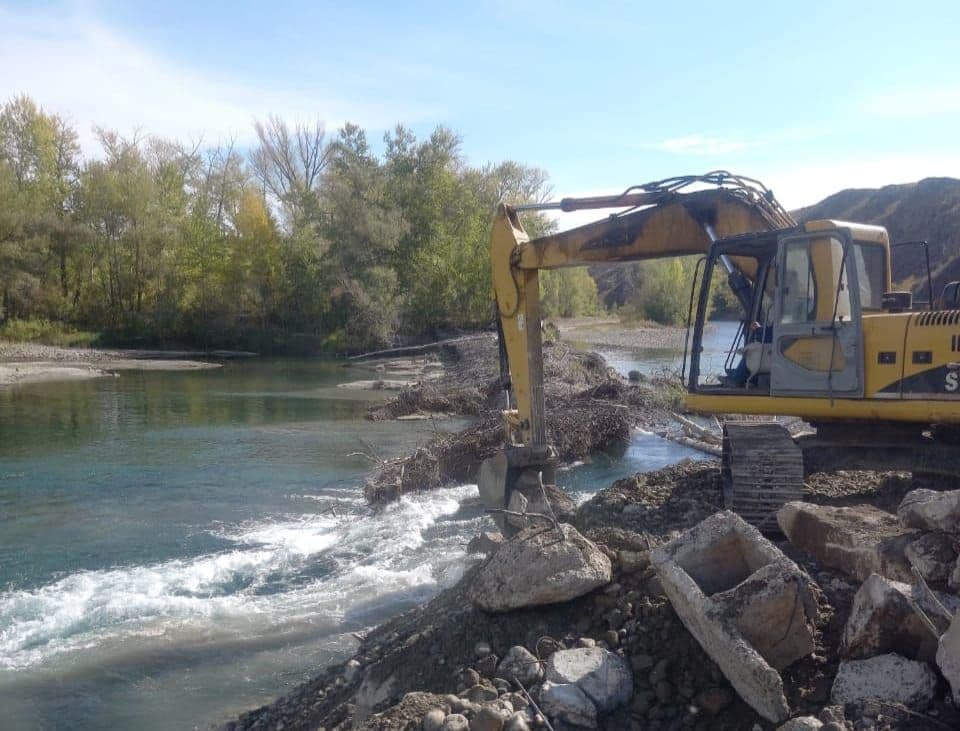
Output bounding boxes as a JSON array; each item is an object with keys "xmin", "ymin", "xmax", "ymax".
[{"xmin": 776, "ymin": 489, "xmax": 960, "ymax": 722}]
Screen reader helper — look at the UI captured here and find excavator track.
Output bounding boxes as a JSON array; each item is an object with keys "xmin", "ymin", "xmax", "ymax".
[{"xmin": 721, "ymin": 422, "xmax": 804, "ymax": 531}]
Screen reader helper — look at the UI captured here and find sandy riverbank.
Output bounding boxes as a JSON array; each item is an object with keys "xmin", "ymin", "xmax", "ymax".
[{"xmin": 0, "ymin": 342, "xmax": 227, "ymax": 386}]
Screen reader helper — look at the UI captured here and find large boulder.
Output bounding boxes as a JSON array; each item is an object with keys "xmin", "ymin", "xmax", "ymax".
[
  {"xmin": 468, "ymin": 524, "xmax": 611, "ymax": 612},
  {"xmin": 904, "ymin": 531, "xmax": 958, "ymax": 584},
  {"xmin": 898, "ymin": 488, "xmax": 960, "ymax": 533},
  {"xmin": 777, "ymin": 501, "xmax": 913, "ymax": 582},
  {"xmin": 539, "ymin": 681, "xmax": 597, "ymax": 729},
  {"xmin": 544, "ymin": 647, "xmax": 633, "ymax": 713},
  {"xmin": 831, "ymin": 654, "xmax": 937, "ymax": 709},
  {"xmin": 841, "ymin": 573, "xmax": 960, "ymax": 662},
  {"xmin": 937, "ymin": 612, "xmax": 960, "ymax": 706}
]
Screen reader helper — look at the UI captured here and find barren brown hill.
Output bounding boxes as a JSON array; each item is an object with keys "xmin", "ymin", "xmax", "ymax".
[{"xmin": 794, "ymin": 176, "xmax": 960, "ymax": 299}]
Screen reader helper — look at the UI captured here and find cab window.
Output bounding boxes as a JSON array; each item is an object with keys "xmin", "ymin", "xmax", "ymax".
[
  {"xmin": 852, "ymin": 243, "xmax": 885, "ymax": 311},
  {"xmin": 780, "ymin": 242, "xmax": 816, "ymax": 323}
]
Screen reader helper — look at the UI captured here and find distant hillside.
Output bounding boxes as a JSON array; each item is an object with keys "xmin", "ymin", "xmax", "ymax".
[
  {"xmin": 794, "ymin": 177, "xmax": 960, "ymax": 298},
  {"xmin": 591, "ymin": 177, "xmax": 960, "ymax": 310}
]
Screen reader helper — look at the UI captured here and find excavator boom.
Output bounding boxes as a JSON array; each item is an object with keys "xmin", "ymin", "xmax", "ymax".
[{"xmin": 492, "ymin": 173, "xmax": 794, "ymax": 449}]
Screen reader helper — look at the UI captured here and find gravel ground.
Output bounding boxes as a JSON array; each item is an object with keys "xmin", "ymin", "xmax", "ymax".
[
  {"xmin": 0, "ymin": 341, "xmax": 226, "ymax": 385},
  {"xmin": 552, "ymin": 316, "xmax": 687, "ymax": 350}
]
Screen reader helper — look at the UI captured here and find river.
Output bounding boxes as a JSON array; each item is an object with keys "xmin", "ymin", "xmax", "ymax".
[{"xmin": 0, "ymin": 353, "xmax": 706, "ymax": 730}]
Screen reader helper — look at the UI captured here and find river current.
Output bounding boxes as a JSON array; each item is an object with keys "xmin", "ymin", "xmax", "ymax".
[{"xmin": 0, "ymin": 338, "xmax": 720, "ymax": 730}]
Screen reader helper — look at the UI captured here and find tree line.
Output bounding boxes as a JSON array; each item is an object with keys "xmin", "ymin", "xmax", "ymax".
[{"xmin": 0, "ymin": 95, "xmax": 600, "ymax": 353}]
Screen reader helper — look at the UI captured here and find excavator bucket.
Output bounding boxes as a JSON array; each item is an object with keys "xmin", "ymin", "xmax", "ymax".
[{"xmin": 477, "ymin": 445, "xmax": 557, "ymax": 533}]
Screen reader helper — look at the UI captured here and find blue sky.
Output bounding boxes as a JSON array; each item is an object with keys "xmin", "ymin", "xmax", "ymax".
[{"xmin": 2, "ymin": 0, "xmax": 959, "ymax": 214}]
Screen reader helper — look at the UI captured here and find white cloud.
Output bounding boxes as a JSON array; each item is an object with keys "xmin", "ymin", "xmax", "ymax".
[
  {"xmin": 0, "ymin": 5, "xmax": 434, "ymax": 153},
  {"xmin": 652, "ymin": 134, "xmax": 749, "ymax": 156}
]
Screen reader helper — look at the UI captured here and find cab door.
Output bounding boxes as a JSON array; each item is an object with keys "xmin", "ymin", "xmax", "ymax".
[{"xmin": 770, "ymin": 231, "xmax": 864, "ymax": 397}]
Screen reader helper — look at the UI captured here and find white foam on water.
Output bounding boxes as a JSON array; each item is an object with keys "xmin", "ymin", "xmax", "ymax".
[{"xmin": 0, "ymin": 483, "xmax": 481, "ymax": 671}]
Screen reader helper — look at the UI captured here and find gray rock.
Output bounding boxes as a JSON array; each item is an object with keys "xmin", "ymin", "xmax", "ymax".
[
  {"xmin": 841, "ymin": 573, "xmax": 960, "ymax": 662},
  {"xmin": 496, "ymin": 646, "xmax": 542, "ymax": 686},
  {"xmin": 777, "ymin": 718, "xmax": 823, "ymax": 731},
  {"xmin": 898, "ymin": 488, "xmax": 960, "ymax": 533},
  {"xmin": 544, "ymin": 647, "xmax": 632, "ymax": 713},
  {"xmin": 475, "ymin": 641, "xmax": 493, "ymax": 658},
  {"xmin": 831, "ymin": 654, "xmax": 937, "ymax": 708},
  {"xmin": 461, "ymin": 684, "xmax": 499, "ymax": 703},
  {"xmin": 904, "ymin": 531, "xmax": 957, "ymax": 583},
  {"xmin": 538, "ymin": 681, "xmax": 597, "ymax": 729},
  {"xmin": 468, "ymin": 524, "xmax": 611, "ymax": 612},
  {"xmin": 442, "ymin": 714, "xmax": 470, "ymax": 731},
  {"xmin": 423, "ymin": 708, "xmax": 447, "ymax": 731},
  {"xmin": 470, "ymin": 704, "xmax": 509, "ymax": 731},
  {"xmin": 503, "ymin": 712, "xmax": 530, "ymax": 731},
  {"xmin": 937, "ymin": 611, "xmax": 960, "ymax": 705},
  {"xmin": 777, "ymin": 501, "xmax": 913, "ymax": 582}
]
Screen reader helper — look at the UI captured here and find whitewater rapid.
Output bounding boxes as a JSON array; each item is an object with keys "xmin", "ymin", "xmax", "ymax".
[{"xmin": 0, "ymin": 484, "xmax": 479, "ymax": 673}]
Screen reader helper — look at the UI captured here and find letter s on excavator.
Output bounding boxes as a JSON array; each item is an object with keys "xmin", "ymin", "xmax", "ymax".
[{"xmin": 480, "ymin": 171, "xmax": 960, "ymax": 532}]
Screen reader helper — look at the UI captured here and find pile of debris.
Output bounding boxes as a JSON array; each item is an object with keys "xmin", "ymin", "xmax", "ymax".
[
  {"xmin": 363, "ymin": 337, "xmax": 678, "ymax": 505},
  {"xmin": 230, "ymin": 464, "xmax": 960, "ymax": 731}
]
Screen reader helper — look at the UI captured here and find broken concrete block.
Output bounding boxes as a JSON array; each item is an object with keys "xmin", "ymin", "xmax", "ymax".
[
  {"xmin": 898, "ymin": 488, "xmax": 960, "ymax": 533},
  {"xmin": 544, "ymin": 647, "xmax": 633, "ymax": 713},
  {"xmin": 937, "ymin": 612, "xmax": 960, "ymax": 706},
  {"xmin": 904, "ymin": 531, "xmax": 957, "ymax": 584},
  {"xmin": 841, "ymin": 573, "xmax": 960, "ymax": 662},
  {"xmin": 777, "ymin": 502, "xmax": 913, "ymax": 582},
  {"xmin": 539, "ymin": 680, "xmax": 597, "ymax": 729},
  {"xmin": 831, "ymin": 654, "xmax": 937, "ymax": 709},
  {"xmin": 468, "ymin": 524, "xmax": 611, "ymax": 612},
  {"xmin": 650, "ymin": 511, "xmax": 821, "ymax": 723}
]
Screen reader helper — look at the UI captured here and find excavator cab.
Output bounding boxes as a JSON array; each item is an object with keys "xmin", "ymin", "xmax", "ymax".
[{"xmin": 687, "ymin": 225, "xmax": 888, "ymax": 402}]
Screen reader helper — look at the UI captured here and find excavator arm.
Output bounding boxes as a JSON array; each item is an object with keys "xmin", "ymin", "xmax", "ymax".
[{"xmin": 491, "ymin": 174, "xmax": 795, "ymax": 450}]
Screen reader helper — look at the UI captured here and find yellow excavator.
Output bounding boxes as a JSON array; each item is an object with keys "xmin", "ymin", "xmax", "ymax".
[{"xmin": 479, "ymin": 172, "xmax": 960, "ymax": 529}]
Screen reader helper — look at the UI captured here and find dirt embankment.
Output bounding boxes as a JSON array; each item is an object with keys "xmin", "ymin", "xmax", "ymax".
[
  {"xmin": 229, "ymin": 461, "xmax": 958, "ymax": 731},
  {"xmin": 361, "ymin": 334, "xmax": 684, "ymax": 504}
]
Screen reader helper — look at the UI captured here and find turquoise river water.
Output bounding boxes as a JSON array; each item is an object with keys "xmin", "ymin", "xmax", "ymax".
[{"xmin": 0, "ymin": 349, "xmax": 709, "ymax": 730}]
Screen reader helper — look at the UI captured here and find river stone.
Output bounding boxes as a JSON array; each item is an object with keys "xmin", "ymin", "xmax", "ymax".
[
  {"xmin": 544, "ymin": 647, "xmax": 633, "ymax": 712},
  {"xmin": 897, "ymin": 488, "xmax": 960, "ymax": 533},
  {"xmin": 441, "ymin": 714, "xmax": 470, "ymax": 731},
  {"xmin": 468, "ymin": 524, "xmax": 611, "ymax": 612},
  {"xmin": 830, "ymin": 654, "xmax": 937, "ymax": 708},
  {"xmin": 538, "ymin": 681, "xmax": 597, "ymax": 729},
  {"xmin": 470, "ymin": 703, "xmax": 509, "ymax": 731},
  {"xmin": 423, "ymin": 708, "xmax": 446, "ymax": 731},
  {"xmin": 777, "ymin": 717, "xmax": 823, "ymax": 731},
  {"xmin": 496, "ymin": 646, "xmax": 542, "ymax": 686}
]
